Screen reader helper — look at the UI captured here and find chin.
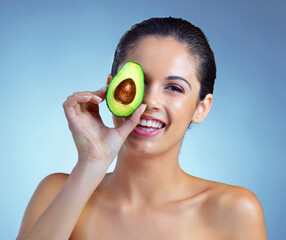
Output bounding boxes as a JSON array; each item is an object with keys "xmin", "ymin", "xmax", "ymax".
[{"xmin": 123, "ymin": 136, "xmax": 160, "ymax": 156}]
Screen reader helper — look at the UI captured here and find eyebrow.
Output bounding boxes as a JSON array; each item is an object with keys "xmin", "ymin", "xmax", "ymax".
[
  {"xmin": 144, "ymin": 73, "xmax": 192, "ymax": 90},
  {"xmin": 165, "ymin": 76, "xmax": 192, "ymax": 90}
]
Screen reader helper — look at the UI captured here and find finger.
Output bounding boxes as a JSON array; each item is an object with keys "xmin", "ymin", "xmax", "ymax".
[
  {"xmin": 116, "ymin": 104, "xmax": 147, "ymax": 141},
  {"xmin": 63, "ymin": 94, "xmax": 102, "ymax": 121},
  {"xmin": 82, "ymin": 96, "xmax": 104, "ymax": 124},
  {"xmin": 71, "ymin": 85, "xmax": 108, "ymax": 103},
  {"xmin": 91, "ymin": 85, "xmax": 109, "ymax": 101}
]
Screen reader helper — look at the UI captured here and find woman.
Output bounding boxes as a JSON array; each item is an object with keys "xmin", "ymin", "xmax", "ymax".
[{"xmin": 17, "ymin": 17, "xmax": 267, "ymax": 239}]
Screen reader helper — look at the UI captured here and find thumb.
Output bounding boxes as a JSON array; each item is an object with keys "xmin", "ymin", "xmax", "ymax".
[{"xmin": 116, "ymin": 104, "xmax": 147, "ymax": 141}]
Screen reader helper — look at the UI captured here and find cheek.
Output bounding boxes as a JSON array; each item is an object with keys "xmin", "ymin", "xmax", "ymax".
[{"xmin": 170, "ymin": 98, "xmax": 196, "ymax": 125}]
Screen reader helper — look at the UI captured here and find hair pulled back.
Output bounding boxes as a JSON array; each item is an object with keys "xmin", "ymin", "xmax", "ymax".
[{"xmin": 111, "ymin": 16, "xmax": 216, "ymax": 103}]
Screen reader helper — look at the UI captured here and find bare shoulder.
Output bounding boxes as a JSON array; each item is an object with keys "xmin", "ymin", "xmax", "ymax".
[
  {"xmin": 202, "ymin": 181, "xmax": 267, "ymax": 239},
  {"xmin": 27, "ymin": 172, "xmax": 70, "ymax": 203},
  {"xmin": 17, "ymin": 173, "xmax": 70, "ymax": 239}
]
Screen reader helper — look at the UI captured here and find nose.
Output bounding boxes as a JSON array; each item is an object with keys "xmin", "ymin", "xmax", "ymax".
[{"xmin": 142, "ymin": 83, "xmax": 162, "ymax": 111}]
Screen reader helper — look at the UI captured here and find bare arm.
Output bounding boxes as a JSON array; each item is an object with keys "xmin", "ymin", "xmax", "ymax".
[
  {"xmin": 17, "ymin": 86, "xmax": 146, "ymax": 240},
  {"xmin": 17, "ymin": 161, "xmax": 108, "ymax": 240}
]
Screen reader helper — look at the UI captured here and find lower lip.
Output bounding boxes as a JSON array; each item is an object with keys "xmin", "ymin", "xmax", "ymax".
[{"xmin": 133, "ymin": 126, "xmax": 165, "ymax": 137}]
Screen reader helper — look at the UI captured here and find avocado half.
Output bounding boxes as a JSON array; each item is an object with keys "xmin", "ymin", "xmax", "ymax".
[{"xmin": 106, "ymin": 61, "xmax": 144, "ymax": 117}]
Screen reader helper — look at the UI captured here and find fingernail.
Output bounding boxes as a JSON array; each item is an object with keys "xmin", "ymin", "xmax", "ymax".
[
  {"xmin": 82, "ymin": 95, "xmax": 91, "ymax": 99},
  {"xmin": 92, "ymin": 95, "xmax": 103, "ymax": 101}
]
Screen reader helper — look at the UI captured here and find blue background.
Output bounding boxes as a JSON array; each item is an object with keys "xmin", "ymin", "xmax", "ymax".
[{"xmin": 0, "ymin": 0, "xmax": 285, "ymax": 239}]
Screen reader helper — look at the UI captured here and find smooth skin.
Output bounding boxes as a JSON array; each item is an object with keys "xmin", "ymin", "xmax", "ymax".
[{"xmin": 17, "ymin": 36, "xmax": 267, "ymax": 240}]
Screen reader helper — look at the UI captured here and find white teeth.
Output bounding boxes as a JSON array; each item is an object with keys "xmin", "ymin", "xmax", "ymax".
[
  {"xmin": 141, "ymin": 119, "xmax": 147, "ymax": 126},
  {"xmin": 138, "ymin": 119, "xmax": 164, "ymax": 128},
  {"xmin": 137, "ymin": 126, "xmax": 155, "ymax": 131}
]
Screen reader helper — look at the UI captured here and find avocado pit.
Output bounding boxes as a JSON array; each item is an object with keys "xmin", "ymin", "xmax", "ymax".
[{"xmin": 114, "ymin": 78, "xmax": 136, "ymax": 104}]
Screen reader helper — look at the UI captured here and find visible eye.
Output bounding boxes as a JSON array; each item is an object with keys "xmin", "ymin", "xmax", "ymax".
[{"xmin": 166, "ymin": 85, "xmax": 184, "ymax": 93}]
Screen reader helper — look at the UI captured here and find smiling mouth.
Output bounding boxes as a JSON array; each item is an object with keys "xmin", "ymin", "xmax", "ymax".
[
  {"xmin": 136, "ymin": 124, "xmax": 166, "ymax": 131},
  {"xmin": 137, "ymin": 117, "xmax": 166, "ymax": 130},
  {"xmin": 134, "ymin": 121, "xmax": 166, "ymax": 136}
]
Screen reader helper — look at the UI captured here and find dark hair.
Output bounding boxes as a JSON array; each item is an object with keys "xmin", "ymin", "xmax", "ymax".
[{"xmin": 111, "ymin": 17, "xmax": 216, "ymax": 128}]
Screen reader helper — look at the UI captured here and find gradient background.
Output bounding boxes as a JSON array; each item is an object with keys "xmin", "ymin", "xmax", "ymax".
[{"xmin": 1, "ymin": 0, "xmax": 285, "ymax": 239}]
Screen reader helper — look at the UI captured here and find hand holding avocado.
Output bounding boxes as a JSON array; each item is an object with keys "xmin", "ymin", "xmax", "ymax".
[{"xmin": 63, "ymin": 85, "xmax": 146, "ymax": 169}]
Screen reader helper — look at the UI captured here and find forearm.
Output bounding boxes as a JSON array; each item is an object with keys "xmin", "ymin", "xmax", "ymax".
[{"xmin": 22, "ymin": 160, "xmax": 109, "ymax": 240}]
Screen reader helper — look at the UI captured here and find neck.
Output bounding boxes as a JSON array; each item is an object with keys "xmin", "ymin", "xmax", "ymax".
[{"xmin": 100, "ymin": 139, "xmax": 188, "ymax": 207}]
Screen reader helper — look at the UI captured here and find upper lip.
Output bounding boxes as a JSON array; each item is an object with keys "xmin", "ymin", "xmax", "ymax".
[{"xmin": 140, "ymin": 115, "xmax": 166, "ymax": 125}]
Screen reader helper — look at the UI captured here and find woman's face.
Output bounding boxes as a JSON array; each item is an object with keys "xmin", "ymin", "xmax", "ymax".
[{"xmin": 109, "ymin": 36, "xmax": 212, "ymax": 156}]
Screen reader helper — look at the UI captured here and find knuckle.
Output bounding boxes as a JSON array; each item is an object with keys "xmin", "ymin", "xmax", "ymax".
[
  {"xmin": 67, "ymin": 95, "xmax": 73, "ymax": 101},
  {"xmin": 63, "ymin": 91, "xmax": 82, "ymax": 108}
]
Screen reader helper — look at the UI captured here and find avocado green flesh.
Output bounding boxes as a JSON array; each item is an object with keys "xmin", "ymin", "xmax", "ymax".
[{"xmin": 106, "ymin": 61, "xmax": 144, "ymax": 117}]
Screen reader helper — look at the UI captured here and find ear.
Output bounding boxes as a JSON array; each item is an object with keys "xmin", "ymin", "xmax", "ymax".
[
  {"xmin": 192, "ymin": 93, "xmax": 213, "ymax": 124},
  {"xmin": 107, "ymin": 74, "xmax": 113, "ymax": 86}
]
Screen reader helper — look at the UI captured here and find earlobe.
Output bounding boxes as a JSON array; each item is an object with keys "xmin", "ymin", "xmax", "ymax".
[
  {"xmin": 192, "ymin": 94, "xmax": 213, "ymax": 124},
  {"xmin": 192, "ymin": 102, "xmax": 204, "ymax": 124}
]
